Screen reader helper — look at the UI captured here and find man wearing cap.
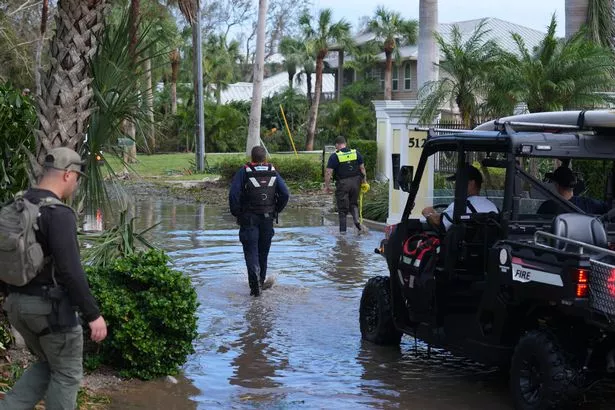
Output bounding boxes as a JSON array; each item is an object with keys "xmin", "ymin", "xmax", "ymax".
[
  {"xmin": 324, "ymin": 136, "xmax": 367, "ymax": 233},
  {"xmin": 537, "ymin": 165, "xmax": 610, "ymax": 215},
  {"xmin": 1, "ymin": 147, "xmax": 107, "ymax": 409},
  {"xmin": 421, "ymin": 164, "xmax": 498, "ymax": 231}
]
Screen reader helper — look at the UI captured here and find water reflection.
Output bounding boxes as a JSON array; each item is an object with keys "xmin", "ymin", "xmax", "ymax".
[{"xmin": 229, "ymin": 299, "xmax": 289, "ymax": 406}]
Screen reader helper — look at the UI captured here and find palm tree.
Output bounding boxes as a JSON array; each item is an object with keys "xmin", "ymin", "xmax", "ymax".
[
  {"xmin": 204, "ymin": 35, "xmax": 240, "ymax": 104},
  {"xmin": 417, "ymin": 0, "xmax": 439, "ymax": 91},
  {"xmin": 299, "ymin": 9, "xmax": 351, "ymax": 150},
  {"xmin": 170, "ymin": 48, "xmax": 180, "ymax": 114},
  {"xmin": 247, "ymin": 0, "xmax": 268, "ymax": 155},
  {"xmin": 368, "ymin": 6, "xmax": 418, "ymax": 100},
  {"xmin": 344, "ymin": 42, "xmax": 380, "ymax": 79},
  {"xmin": 485, "ymin": 16, "xmax": 615, "ymax": 116},
  {"xmin": 36, "ymin": 0, "xmax": 108, "ymax": 163},
  {"xmin": 295, "ymin": 41, "xmax": 316, "ymax": 104},
  {"xmin": 566, "ymin": 0, "xmax": 615, "ymax": 48},
  {"xmin": 279, "ymin": 36, "xmax": 304, "ymax": 89},
  {"xmin": 413, "ymin": 19, "xmax": 501, "ymax": 128},
  {"xmin": 34, "ymin": 0, "xmax": 49, "ymax": 97}
]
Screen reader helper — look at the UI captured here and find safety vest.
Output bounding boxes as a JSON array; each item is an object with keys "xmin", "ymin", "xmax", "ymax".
[
  {"xmin": 334, "ymin": 149, "xmax": 361, "ymax": 180},
  {"xmin": 242, "ymin": 163, "xmax": 277, "ymax": 214}
]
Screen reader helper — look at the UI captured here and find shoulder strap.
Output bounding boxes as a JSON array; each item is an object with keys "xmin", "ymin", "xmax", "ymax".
[{"xmin": 466, "ymin": 200, "xmax": 478, "ymax": 214}]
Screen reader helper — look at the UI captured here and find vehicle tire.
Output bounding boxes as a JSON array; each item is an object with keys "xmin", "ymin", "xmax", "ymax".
[
  {"xmin": 359, "ymin": 276, "xmax": 402, "ymax": 345},
  {"xmin": 510, "ymin": 330, "xmax": 579, "ymax": 410}
]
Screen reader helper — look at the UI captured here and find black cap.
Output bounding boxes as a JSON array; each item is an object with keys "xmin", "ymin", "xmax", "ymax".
[
  {"xmin": 546, "ymin": 166, "xmax": 576, "ymax": 188},
  {"xmin": 446, "ymin": 164, "xmax": 483, "ymax": 185}
]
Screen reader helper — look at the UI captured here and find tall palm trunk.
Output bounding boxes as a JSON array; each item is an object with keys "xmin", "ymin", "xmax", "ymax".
[
  {"xmin": 565, "ymin": 0, "xmax": 589, "ymax": 39},
  {"xmin": 306, "ymin": 71, "xmax": 313, "ymax": 105},
  {"xmin": 170, "ymin": 49, "xmax": 179, "ymax": 115},
  {"xmin": 246, "ymin": 0, "xmax": 268, "ymax": 155},
  {"xmin": 306, "ymin": 54, "xmax": 324, "ymax": 151},
  {"xmin": 36, "ymin": 0, "xmax": 107, "ymax": 163},
  {"xmin": 287, "ymin": 68, "xmax": 295, "ymax": 89},
  {"xmin": 123, "ymin": 0, "xmax": 141, "ymax": 162},
  {"xmin": 384, "ymin": 48, "xmax": 393, "ymax": 100},
  {"xmin": 34, "ymin": 0, "xmax": 49, "ymax": 97},
  {"xmin": 417, "ymin": 0, "xmax": 439, "ymax": 93}
]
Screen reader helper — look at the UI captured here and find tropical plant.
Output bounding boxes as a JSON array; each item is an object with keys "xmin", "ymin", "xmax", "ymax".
[
  {"xmin": 344, "ymin": 41, "xmax": 380, "ymax": 79},
  {"xmin": 80, "ymin": 11, "xmax": 164, "ymax": 216},
  {"xmin": 0, "ymin": 85, "xmax": 37, "ymax": 203},
  {"xmin": 367, "ymin": 6, "xmax": 418, "ymax": 100},
  {"xmin": 484, "ymin": 16, "xmax": 615, "ymax": 116},
  {"xmin": 413, "ymin": 19, "xmax": 502, "ymax": 128},
  {"xmin": 81, "ymin": 210, "xmax": 158, "ymax": 267},
  {"xmin": 279, "ymin": 36, "xmax": 304, "ymax": 89},
  {"xmin": 340, "ymin": 79, "xmax": 380, "ymax": 107},
  {"xmin": 299, "ymin": 9, "xmax": 352, "ymax": 151},
  {"xmin": 36, "ymin": 0, "xmax": 108, "ymax": 164},
  {"xmin": 204, "ymin": 34, "xmax": 240, "ymax": 104},
  {"xmin": 322, "ymin": 98, "xmax": 376, "ymax": 142},
  {"xmin": 295, "ymin": 41, "xmax": 316, "ymax": 104}
]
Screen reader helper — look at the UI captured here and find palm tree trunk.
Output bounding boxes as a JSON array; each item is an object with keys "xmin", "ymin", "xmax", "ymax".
[
  {"xmin": 34, "ymin": 0, "xmax": 49, "ymax": 97},
  {"xmin": 36, "ymin": 0, "xmax": 107, "ymax": 163},
  {"xmin": 247, "ymin": 0, "xmax": 268, "ymax": 155},
  {"xmin": 306, "ymin": 57, "xmax": 323, "ymax": 151},
  {"xmin": 306, "ymin": 71, "xmax": 313, "ymax": 106},
  {"xmin": 384, "ymin": 51, "xmax": 393, "ymax": 100},
  {"xmin": 170, "ymin": 49, "xmax": 179, "ymax": 115},
  {"xmin": 145, "ymin": 57, "xmax": 155, "ymax": 152},
  {"xmin": 417, "ymin": 0, "xmax": 439, "ymax": 92},
  {"xmin": 565, "ymin": 0, "xmax": 589, "ymax": 39},
  {"xmin": 288, "ymin": 68, "xmax": 295, "ymax": 89}
]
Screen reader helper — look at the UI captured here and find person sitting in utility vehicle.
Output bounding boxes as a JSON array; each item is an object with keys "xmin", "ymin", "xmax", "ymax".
[
  {"xmin": 537, "ymin": 166, "xmax": 610, "ymax": 215},
  {"xmin": 421, "ymin": 164, "xmax": 499, "ymax": 230}
]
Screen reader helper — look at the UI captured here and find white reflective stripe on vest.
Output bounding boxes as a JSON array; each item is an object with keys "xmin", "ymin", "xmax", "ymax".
[
  {"xmin": 248, "ymin": 177, "xmax": 260, "ymax": 187},
  {"xmin": 268, "ymin": 176, "xmax": 277, "ymax": 187}
]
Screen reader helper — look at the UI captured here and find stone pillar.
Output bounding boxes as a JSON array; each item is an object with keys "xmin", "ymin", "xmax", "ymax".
[{"xmin": 373, "ymin": 100, "xmax": 434, "ymax": 224}]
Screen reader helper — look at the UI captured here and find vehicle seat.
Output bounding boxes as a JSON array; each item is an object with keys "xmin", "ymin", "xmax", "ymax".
[{"xmin": 552, "ymin": 213, "xmax": 607, "ymax": 249}]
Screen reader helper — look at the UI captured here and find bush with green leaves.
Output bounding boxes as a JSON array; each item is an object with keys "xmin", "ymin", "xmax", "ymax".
[
  {"xmin": 0, "ymin": 84, "xmax": 36, "ymax": 203},
  {"xmin": 350, "ymin": 140, "xmax": 377, "ymax": 180},
  {"xmin": 213, "ymin": 155, "xmax": 322, "ymax": 184},
  {"xmin": 361, "ymin": 181, "xmax": 389, "ymax": 223},
  {"xmin": 85, "ymin": 250, "xmax": 198, "ymax": 380}
]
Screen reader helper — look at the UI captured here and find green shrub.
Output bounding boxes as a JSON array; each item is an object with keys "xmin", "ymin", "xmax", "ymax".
[
  {"xmin": 0, "ymin": 84, "xmax": 36, "ymax": 203},
  {"xmin": 85, "ymin": 250, "xmax": 198, "ymax": 380},
  {"xmin": 351, "ymin": 140, "xmax": 377, "ymax": 180},
  {"xmin": 361, "ymin": 181, "xmax": 389, "ymax": 223},
  {"xmin": 212, "ymin": 155, "xmax": 322, "ymax": 184}
]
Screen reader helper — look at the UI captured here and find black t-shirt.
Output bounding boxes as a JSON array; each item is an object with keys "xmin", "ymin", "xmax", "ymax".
[
  {"xmin": 326, "ymin": 148, "xmax": 364, "ymax": 179},
  {"xmin": 22, "ymin": 188, "xmax": 101, "ymax": 323},
  {"xmin": 537, "ymin": 195, "xmax": 611, "ymax": 216}
]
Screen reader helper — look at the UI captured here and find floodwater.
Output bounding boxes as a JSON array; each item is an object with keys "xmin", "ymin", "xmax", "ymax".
[{"xmin": 104, "ymin": 200, "xmax": 615, "ymax": 409}]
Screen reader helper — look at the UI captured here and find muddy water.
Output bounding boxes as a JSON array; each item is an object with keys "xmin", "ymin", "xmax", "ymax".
[{"xmin": 105, "ymin": 200, "xmax": 614, "ymax": 409}]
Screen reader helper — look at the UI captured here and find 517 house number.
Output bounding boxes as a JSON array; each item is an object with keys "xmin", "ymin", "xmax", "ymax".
[{"xmin": 409, "ymin": 137, "xmax": 427, "ymax": 148}]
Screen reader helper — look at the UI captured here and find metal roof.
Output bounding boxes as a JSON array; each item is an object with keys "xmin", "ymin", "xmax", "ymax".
[
  {"xmin": 220, "ymin": 71, "xmax": 336, "ymax": 104},
  {"xmin": 328, "ymin": 17, "xmax": 545, "ymax": 68}
]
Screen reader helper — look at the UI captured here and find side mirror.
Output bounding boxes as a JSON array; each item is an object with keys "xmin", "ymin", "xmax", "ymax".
[{"xmin": 397, "ymin": 165, "xmax": 414, "ymax": 193}]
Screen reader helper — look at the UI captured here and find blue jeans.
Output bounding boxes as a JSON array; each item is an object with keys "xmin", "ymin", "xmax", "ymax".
[{"xmin": 239, "ymin": 215, "xmax": 275, "ymax": 290}]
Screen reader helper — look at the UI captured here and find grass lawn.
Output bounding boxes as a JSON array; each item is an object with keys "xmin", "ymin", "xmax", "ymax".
[{"xmin": 105, "ymin": 151, "xmax": 322, "ymax": 179}]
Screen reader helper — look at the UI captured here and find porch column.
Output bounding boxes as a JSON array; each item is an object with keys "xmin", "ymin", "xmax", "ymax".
[{"xmin": 337, "ymin": 50, "xmax": 344, "ymax": 102}]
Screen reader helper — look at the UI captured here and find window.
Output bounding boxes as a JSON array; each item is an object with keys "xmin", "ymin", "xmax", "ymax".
[
  {"xmin": 392, "ymin": 66, "xmax": 399, "ymax": 91},
  {"xmin": 368, "ymin": 67, "xmax": 385, "ymax": 90},
  {"xmin": 404, "ymin": 63, "xmax": 411, "ymax": 90}
]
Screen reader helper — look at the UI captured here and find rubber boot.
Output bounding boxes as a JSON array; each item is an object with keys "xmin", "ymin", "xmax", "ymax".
[
  {"xmin": 249, "ymin": 280, "xmax": 262, "ymax": 297},
  {"xmin": 351, "ymin": 206, "xmax": 361, "ymax": 230},
  {"xmin": 338, "ymin": 212, "xmax": 347, "ymax": 232}
]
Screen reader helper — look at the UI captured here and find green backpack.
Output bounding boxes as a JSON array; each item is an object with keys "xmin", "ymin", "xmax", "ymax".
[{"xmin": 0, "ymin": 193, "xmax": 66, "ymax": 286}]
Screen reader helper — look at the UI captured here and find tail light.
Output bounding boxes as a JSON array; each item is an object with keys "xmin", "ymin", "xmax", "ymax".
[{"xmin": 574, "ymin": 268, "xmax": 589, "ymax": 298}]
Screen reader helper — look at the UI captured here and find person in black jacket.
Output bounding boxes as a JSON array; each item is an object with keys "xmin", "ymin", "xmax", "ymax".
[
  {"xmin": 1, "ymin": 147, "xmax": 107, "ymax": 409},
  {"xmin": 229, "ymin": 146, "xmax": 290, "ymax": 296}
]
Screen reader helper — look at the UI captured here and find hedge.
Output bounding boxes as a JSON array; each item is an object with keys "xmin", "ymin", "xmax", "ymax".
[{"xmin": 350, "ymin": 139, "xmax": 377, "ymax": 180}]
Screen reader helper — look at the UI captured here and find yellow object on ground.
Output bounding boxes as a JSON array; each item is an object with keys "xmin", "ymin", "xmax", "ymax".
[{"xmin": 359, "ymin": 182, "xmax": 370, "ymax": 223}]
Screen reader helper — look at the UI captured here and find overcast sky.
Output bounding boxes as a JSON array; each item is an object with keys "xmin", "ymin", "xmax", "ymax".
[{"xmin": 312, "ymin": 0, "xmax": 565, "ymax": 36}]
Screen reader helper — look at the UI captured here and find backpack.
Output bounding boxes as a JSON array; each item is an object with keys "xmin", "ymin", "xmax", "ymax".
[
  {"xmin": 0, "ymin": 193, "xmax": 65, "ymax": 286},
  {"xmin": 398, "ymin": 233, "xmax": 441, "ymax": 318}
]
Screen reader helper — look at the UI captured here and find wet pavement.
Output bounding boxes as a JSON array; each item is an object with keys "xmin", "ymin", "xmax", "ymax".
[{"xmin": 103, "ymin": 200, "xmax": 615, "ymax": 409}]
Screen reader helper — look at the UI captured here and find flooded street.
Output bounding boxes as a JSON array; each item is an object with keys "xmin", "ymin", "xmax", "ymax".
[{"xmin": 104, "ymin": 200, "xmax": 613, "ymax": 409}]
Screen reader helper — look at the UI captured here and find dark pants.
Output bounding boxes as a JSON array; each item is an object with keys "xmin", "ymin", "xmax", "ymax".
[
  {"xmin": 335, "ymin": 175, "xmax": 362, "ymax": 232},
  {"xmin": 239, "ymin": 214, "xmax": 275, "ymax": 291}
]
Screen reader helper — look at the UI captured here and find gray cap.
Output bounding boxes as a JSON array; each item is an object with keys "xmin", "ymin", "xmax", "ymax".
[{"xmin": 44, "ymin": 147, "xmax": 86, "ymax": 176}]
